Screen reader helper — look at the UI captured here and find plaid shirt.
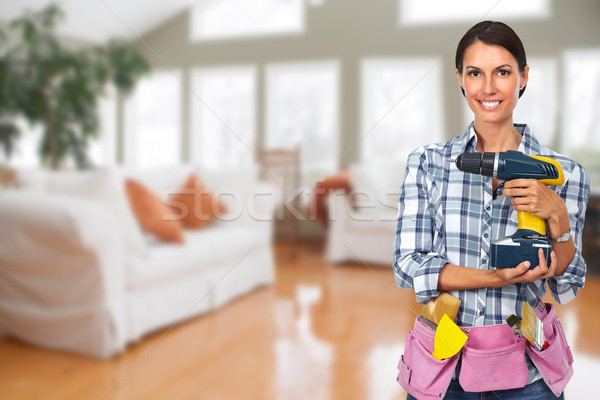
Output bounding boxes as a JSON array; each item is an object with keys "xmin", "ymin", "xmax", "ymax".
[{"xmin": 394, "ymin": 123, "xmax": 590, "ymax": 328}]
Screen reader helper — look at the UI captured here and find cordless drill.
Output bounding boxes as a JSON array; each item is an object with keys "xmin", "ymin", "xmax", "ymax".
[{"xmin": 451, "ymin": 150, "xmax": 565, "ymax": 269}]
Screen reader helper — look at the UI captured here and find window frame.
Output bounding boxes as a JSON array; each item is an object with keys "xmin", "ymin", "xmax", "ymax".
[
  {"xmin": 190, "ymin": 0, "xmax": 306, "ymax": 42},
  {"xmin": 265, "ymin": 60, "xmax": 341, "ymax": 187},
  {"xmin": 399, "ymin": 0, "xmax": 551, "ymax": 26},
  {"xmin": 360, "ymin": 57, "xmax": 445, "ymax": 164},
  {"xmin": 190, "ymin": 64, "xmax": 258, "ymax": 170},
  {"xmin": 124, "ymin": 69, "xmax": 183, "ymax": 169}
]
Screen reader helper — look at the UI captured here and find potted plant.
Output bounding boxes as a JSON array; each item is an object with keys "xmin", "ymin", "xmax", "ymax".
[{"xmin": 0, "ymin": 3, "xmax": 150, "ymax": 169}]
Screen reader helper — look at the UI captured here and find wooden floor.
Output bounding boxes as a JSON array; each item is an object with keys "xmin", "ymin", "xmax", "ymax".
[{"xmin": 1, "ymin": 243, "xmax": 600, "ymax": 400}]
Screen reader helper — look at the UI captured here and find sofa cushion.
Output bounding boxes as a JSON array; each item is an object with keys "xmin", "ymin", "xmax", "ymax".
[
  {"xmin": 168, "ymin": 174, "xmax": 227, "ymax": 229},
  {"xmin": 126, "ymin": 223, "xmax": 267, "ymax": 291},
  {"xmin": 118, "ymin": 165, "xmax": 193, "ymax": 200},
  {"xmin": 198, "ymin": 164, "xmax": 259, "ymax": 194},
  {"xmin": 197, "ymin": 165, "xmax": 260, "ymax": 218},
  {"xmin": 15, "ymin": 168, "xmax": 149, "ymax": 257},
  {"xmin": 125, "ymin": 179, "xmax": 185, "ymax": 244},
  {"xmin": 14, "ymin": 168, "xmax": 49, "ymax": 190}
]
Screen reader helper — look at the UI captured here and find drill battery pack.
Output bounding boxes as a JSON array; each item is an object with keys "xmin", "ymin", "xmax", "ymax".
[{"xmin": 491, "ymin": 229, "xmax": 552, "ymax": 269}]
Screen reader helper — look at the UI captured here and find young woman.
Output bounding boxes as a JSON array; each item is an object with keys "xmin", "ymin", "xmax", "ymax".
[{"xmin": 394, "ymin": 21, "xmax": 589, "ymax": 399}]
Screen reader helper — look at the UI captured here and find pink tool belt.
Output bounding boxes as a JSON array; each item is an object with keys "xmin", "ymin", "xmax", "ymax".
[{"xmin": 396, "ymin": 302, "xmax": 573, "ymax": 399}]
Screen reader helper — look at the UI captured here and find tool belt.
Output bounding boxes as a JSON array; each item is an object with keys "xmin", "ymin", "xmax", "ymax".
[{"xmin": 396, "ymin": 302, "xmax": 573, "ymax": 399}]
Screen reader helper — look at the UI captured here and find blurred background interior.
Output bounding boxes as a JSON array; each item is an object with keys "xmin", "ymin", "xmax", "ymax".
[{"xmin": 1, "ymin": 1, "xmax": 600, "ymax": 399}]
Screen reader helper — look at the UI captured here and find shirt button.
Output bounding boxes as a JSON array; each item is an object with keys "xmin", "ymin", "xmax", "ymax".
[
  {"xmin": 486, "ymin": 206, "xmax": 491, "ymax": 211},
  {"xmin": 479, "ymin": 308, "xmax": 485, "ymax": 316},
  {"xmin": 482, "ymin": 258, "xmax": 488, "ymax": 264},
  {"xmin": 483, "ymin": 233, "xmax": 489, "ymax": 238}
]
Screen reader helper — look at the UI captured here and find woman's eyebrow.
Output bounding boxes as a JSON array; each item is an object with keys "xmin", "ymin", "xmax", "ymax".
[{"xmin": 466, "ymin": 64, "xmax": 514, "ymax": 70}]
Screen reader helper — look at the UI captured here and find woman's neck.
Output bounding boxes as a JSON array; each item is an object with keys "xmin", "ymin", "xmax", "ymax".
[{"xmin": 473, "ymin": 119, "xmax": 522, "ymax": 153}]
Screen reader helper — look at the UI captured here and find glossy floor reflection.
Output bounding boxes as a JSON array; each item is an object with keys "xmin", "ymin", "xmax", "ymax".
[{"xmin": 0, "ymin": 243, "xmax": 599, "ymax": 399}]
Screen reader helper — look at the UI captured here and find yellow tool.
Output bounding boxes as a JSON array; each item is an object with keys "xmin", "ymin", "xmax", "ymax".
[{"xmin": 432, "ymin": 314, "xmax": 468, "ymax": 360}]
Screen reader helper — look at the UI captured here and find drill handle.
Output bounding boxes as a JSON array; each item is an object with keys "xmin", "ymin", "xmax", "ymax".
[
  {"xmin": 510, "ymin": 154, "xmax": 564, "ymax": 237},
  {"xmin": 517, "ymin": 211, "xmax": 546, "ymax": 236}
]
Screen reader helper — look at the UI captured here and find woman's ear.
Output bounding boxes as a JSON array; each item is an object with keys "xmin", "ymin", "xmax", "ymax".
[
  {"xmin": 455, "ymin": 68, "xmax": 464, "ymax": 89},
  {"xmin": 520, "ymin": 64, "xmax": 530, "ymax": 89}
]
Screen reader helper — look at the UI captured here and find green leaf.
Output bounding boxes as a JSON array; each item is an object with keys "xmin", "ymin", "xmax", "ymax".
[
  {"xmin": 23, "ymin": 20, "xmax": 37, "ymax": 41},
  {"xmin": 40, "ymin": 3, "xmax": 64, "ymax": 30},
  {"xmin": 4, "ymin": 3, "xmax": 148, "ymax": 169}
]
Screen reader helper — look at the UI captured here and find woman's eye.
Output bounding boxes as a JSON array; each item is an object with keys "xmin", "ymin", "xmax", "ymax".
[
  {"xmin": 498, "ymin": 69, "xmax": 510, "ymax": 76},
  {"xmin": 468, "ymin": 71, "xmax": 480, "ymax": 77}
]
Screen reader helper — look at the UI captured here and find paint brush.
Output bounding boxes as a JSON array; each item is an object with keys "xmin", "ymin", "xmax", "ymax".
[
  {"xmin": 506, "ymin": 304, "xmax": 548, "ymax": 351},
  {"xmin": 421, "ymin": 292, "xmax": 461, "ymax": 324},
  {"xmin": 521, "ymin": 302, "xmax": 547, "ymax": 351}
]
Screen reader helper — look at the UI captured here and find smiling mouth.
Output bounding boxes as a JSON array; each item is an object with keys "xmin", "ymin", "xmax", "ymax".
[{"xmin": 479, "ymin": 100, "xmax": 501, "ymax": 110}]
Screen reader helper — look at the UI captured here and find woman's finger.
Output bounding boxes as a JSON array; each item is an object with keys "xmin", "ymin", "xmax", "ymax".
[{"xmin": 504, "ymin": 179, "xmax": 535, "ymax": 189}]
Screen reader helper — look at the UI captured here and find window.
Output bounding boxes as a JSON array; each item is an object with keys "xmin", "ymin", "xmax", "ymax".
[
  {"xmin": 361, "ymin": 58, "xmax": 444, "ymax": 164},
  {"xmin": 124, "ymin": 70, "xmax": 182, "ymax": 168},
  {"xmin": 399, "ymin": 0, "xmax": 550, "ymax": 25},
  {"xmin": 4, "ymin": 118, "xmax": 43, "ymax": 167},
  {"xmin": 191, "ymin": 66, "xmax": 256, "ymax": 170},
  {"xmin": 562, "ymin": 49, "xmax": 600, "ymax": 188},
  {"xmin": 514, "ymin": 59, "xmax": 557, "ymax": 146},
  {"xmin": 266, "ymin": 61, "xmax": 339, "ymax": 186},
  {"xmin": 461, "ymin": 58, "xmax": 558, "ymax": 147},
  {"xmin": 88, "ymin": 84, "xmax": 118, "ymax": 167},
  {"xmin": 190, "ymin": 0, "xmax": 304, "ymax": 41}
]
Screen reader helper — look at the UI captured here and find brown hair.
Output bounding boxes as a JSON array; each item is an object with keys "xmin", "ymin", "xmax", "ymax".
[{"xmin": 455, "ymin": 21, "xmax": 527, "ymax": 98}]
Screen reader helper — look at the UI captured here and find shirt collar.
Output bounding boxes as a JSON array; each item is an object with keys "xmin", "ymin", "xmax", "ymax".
[{"xmin": 455, "ymin": 122, "xmax": 541, "ymax": 155}]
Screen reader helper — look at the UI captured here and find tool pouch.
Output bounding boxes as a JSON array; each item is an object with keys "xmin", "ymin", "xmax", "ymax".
[
  {"xmin": 458, "ymin": 324, "xmax": 529, "ymax": 392},
  {"xmin": 396, "ymin": 317, "xmax": 459, "ymax": 400},
  {"xmin": 526, "ymin": 302, "xmax": 574, "ymax": 397}
]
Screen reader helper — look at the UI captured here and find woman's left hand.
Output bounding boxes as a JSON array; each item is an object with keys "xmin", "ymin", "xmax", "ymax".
[
  {"xmin": 522, "ymin": 248, "xmax": 557, "ymax": 281},
  {"xmin": 502, "ymin": 179, "xmax": 567, "ymax": 220},
  {"xmin": 493, "ymin": 248, "xmax": 557, "ymax": 284}
]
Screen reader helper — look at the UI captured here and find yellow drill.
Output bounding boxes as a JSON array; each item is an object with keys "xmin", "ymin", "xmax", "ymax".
[{"xmin": 451, "ymin": 150, "xmax": 565, "ymax": 269}]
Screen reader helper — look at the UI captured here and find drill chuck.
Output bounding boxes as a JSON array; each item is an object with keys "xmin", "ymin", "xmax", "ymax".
[{"xmin": 454, "ymin": 152, "xmax": 497, "ymax": 177}]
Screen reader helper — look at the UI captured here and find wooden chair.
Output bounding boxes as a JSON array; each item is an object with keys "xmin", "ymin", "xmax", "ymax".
[{"xmin": 256, "ymin": 146, "xmax": 301, "ymax": 257}]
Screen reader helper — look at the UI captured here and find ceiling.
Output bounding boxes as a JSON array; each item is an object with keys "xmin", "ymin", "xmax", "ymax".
[{"xmin": 0, "ymin": 0, "xmax": 198, "ymax": 43}]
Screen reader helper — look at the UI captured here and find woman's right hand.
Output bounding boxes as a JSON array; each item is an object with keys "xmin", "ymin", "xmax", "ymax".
[{"xmin": 494, "ymin": 248, "xmax": 557, "ymax": 285}]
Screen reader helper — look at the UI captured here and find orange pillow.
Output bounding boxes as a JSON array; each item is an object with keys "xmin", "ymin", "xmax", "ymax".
[
  {"xmin": 168, "ymin": 174, "xmax": 227, "ymax": 229},
  {"xmin": 125, "ymin": 179, "xmax": 185, "ymax": 244}
]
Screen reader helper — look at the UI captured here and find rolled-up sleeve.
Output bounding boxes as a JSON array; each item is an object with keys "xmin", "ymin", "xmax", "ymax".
[
  {"xmin": 548, "ymin": 163, "xmax": 590, "ymax": 304},
  {"xmin": 393, "ymin": 150, "xmax": 450, "ymax": 304}
]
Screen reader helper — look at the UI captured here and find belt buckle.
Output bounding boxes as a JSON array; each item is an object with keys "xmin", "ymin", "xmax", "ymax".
[{"xmin": 536, "ymin": 300, "xmax": 545, "ymax": 312}]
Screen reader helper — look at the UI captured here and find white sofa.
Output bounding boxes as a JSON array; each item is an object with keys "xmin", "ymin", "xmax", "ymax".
[
  {"xmin": 325, "ymin": 161, "xmax": 405, "ymax": 266},
  {"xmin": 0, "ymin": 165, "xmax": 275, "ymax": 358}
]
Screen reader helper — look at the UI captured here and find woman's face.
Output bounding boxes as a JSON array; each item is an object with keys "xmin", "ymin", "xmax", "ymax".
[{"xmin": 456, "ymin": 40, "xmax": 528, "ymax": 127}]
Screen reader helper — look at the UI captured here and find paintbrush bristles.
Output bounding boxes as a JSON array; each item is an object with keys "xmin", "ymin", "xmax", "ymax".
[
  {"xmin": 422, "ymin": 292, "xmax": 461, "ymax": 324},
  {"xmin": 521, "ymin": 302, "xmax": 544, "ymax": 350}
]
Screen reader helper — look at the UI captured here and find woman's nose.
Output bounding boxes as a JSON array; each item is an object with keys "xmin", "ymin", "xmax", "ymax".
[{"xmin": 483, "ymin": 77, "xmax": 496, "ymax": 94}]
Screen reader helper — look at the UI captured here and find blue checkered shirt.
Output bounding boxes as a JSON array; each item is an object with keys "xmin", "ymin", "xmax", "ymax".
[
  {"xmin": 394, "ymin": 123, "xmax": 590, "ymax": 383},
  {"xmin": 394, "ymin": 123, "xmax": 590, "ymax": 326}
]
